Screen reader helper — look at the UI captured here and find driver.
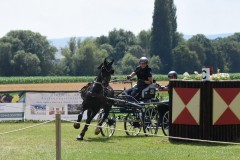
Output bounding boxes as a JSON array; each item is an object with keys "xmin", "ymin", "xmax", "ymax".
[{"xmin": 126, "ymin": 57, "xmax": 153, "ymax": 98}]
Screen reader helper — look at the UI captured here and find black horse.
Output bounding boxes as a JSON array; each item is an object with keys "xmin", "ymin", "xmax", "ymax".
[{"xmin": 73, "ymin": 58, "xmax": 114, "ymax": 140}]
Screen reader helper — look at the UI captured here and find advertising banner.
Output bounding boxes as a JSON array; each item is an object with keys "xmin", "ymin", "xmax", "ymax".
[
  {"xmin": 25, "ymin": 92, "xmax": 86, "ymax": 120},
  {"xmin": 0, "ymin": 92, "xmax": 25, "ymax": 121}
]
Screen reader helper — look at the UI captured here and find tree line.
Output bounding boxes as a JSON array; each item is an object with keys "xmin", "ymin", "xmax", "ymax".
[{"xmin": 0, "ymin": 29, "xmax": 239, "ymax": 76}]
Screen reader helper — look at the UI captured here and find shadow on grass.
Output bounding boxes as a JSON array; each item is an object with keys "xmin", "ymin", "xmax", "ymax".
[
  {"xmin": 85, "ymin": 134, "xmax": 156, "ymax": 142},
  {"xmin": 169, "ymin": 138, "xmax": 240, "ymax": 146},
  {"xmin": 86, "ymin": 137, "xmax": 113, "ymax": 143}
]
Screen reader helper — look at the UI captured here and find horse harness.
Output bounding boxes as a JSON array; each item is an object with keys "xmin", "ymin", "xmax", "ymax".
[{"xmin": 80, "ymin": 81, "xmax": 112, "ymax": 99}]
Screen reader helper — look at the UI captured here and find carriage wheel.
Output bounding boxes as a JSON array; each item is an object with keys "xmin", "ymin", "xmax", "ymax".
[
  {"xmin": 97, "ymin": 112, "xmax": 116, "ymax": 137},
  {"xmin": 124, "ymin": 112, "xmax": 142, "ymax": 136},
  {"xmin": 143, "ymin": 108, "xmax": 159, "ymax": 136},
  {"xmin": 161, "ymin": 111, "xmax": 169, "ymax": 136}
]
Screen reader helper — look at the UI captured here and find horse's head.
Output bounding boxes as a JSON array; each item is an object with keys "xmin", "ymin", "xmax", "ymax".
[{"xmin": 97, "ymin": 58, "xmax": 114, "ymax": 87}]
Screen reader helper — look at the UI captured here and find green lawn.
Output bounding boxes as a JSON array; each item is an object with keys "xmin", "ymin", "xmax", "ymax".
[{"xmin": 1, "ymin": 121, "xmax": 240, "ymax": 160}]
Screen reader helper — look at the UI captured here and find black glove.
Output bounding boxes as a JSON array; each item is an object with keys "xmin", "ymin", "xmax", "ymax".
[{"xmin": 127, "ymin": 75, "xmax": 131, "ymax": 80}]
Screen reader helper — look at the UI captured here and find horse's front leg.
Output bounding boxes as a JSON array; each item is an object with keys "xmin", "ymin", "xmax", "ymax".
[
  {"xmin": 95, "ymin": 107, "xmax": 110, "ymax": 135},
  {"xmin": 73, "ymin": 105, "xmax": 85, "ymax": 129},
  {"xmin": 77, "ymin": 109, "xmax": 98, "ymax": 140}
]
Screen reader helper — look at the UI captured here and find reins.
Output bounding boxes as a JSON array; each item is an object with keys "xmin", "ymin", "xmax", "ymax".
[{"xmin": 93, "ymin": 81, "xmax": 110, "ymax": 97}]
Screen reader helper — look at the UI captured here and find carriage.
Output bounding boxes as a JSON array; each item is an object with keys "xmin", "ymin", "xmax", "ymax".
[
  {"xmin": 96, "ymin": 80, "xmax": 170, "ymax": 137},
  {"xmin": 73, "ymin": 58, "xmax": 169, "ymax": 140}
]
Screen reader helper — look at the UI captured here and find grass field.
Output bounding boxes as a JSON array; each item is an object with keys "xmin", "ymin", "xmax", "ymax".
[
  {"xmin": 1, "ymin": 121, "xmax": 240, "ymax": 160},
  {"xmin": 1, "ymin": 80, "xmax": 240, "ymax": 160}
]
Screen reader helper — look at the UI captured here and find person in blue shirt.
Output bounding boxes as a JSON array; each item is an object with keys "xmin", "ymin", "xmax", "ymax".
[{"xmin": 127, "ymin": 57, "xmax": 153, "ymax": 98}]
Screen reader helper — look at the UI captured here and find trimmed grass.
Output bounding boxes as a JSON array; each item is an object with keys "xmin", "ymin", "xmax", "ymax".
[{"xmin": 0, "ymin": 121, "xmax": 240, "ymax": 160}]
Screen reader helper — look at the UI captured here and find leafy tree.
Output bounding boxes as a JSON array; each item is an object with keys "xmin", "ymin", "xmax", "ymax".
[
  {"xmin": 169, "ymin": 0, "xmax": 178, "ymax": 48},
  {"xmin": 216, "ymin": 41, "xmax": 240, "ymax": 72},
  {"xmin": 128, "ymin": 45, "xmax": 145, "ymax": 58},
  {"xmin": 112, "ymin": 41, "xmax": 127, "ymax": 62},
  {"xmin": 108, "ymin": 29, "xmax": 137, "ymax": 62},
  {"xmin": 95, "ymin": 35, "xmax": 109, "ymax": 46},
  {"xmin": 68, "ymin": 37, "xmax": 77, "ymax": 55},
  {"xmin": 0, "ymin": 30, "xmax": 57, "ymax": 76},
  {"xmin": 0, "ymin": 42, "xmax": 13, "ymax": 76},
  {"xmin": 119, "ymin": 53, "xmax": 138, "ymax": 74},
  {"xmin": 150, "ymin": 0, "xmax": 177, "ymax": 73},
  {"xmin": 99, "ymin": 44, "xmax": 114, "ymax": 56},
  {"xmin": 172, "ymin": 45, "xmax": 201, "ymax": 73},
  {"xmin": 187, "ymin": 41, "xmax": 206, "ymax": 65},
  {"xmin": 175, "ymin": 32, "xmax": 186, "ymax": 46},
  {"xmin": 188, "ymin": 34, "xmax": 217, "ymax": 71},
  {"xmin": 95, "ymin": 48, "xmax": 110, "ymax": 69},
  {"xmin": 61, "ymin": 47, "xmax": 74, "ymax": 75},
  {"xmin": 73, "ymin": 39, "xmax": 97, "ymax": 76},
  {"xmin": 61, "ymin": 37, "xmax": 111, "ymax": 76},
  {"xmin": 60, "ymin": 37, "xmax": 79, "ymax": 75},
  {"xmin": 137, "ymin": 30, "xmax": 151, "ymax": 56},
  {"xmin": 12, "ymin": 50, "xmax": 41, "ymax": 76},
  {"xmin": 150, "ymin": 55, "xmax": 162, "ymax": 74},
  {"xmin": 228, "ymin": 33, "xmax": 240, "ymax": 42},
  {"xmin": 49, "ymin": 60, "xmax": 70, "ymax": 76}
]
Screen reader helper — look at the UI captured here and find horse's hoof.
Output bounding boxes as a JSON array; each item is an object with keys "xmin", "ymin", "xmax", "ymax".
[
  {"xmin": 95, "ymin": 127, "xmax": 101, "ymax": 135},
  {"xmin": 76, "ymin": 135, "xmax": 83, "ymax": 141},
  {"xmin": 73, "ymin": 123, "xmax": 80, "ymax": 129}
]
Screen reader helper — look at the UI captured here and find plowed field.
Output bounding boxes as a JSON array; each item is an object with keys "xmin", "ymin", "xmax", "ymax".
[{"xmin": 0, "ymin": 81, "xmax": 168, "ymax": 92}]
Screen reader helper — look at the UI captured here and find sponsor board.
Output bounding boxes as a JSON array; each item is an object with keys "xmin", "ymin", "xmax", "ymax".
[{"xmin": 25, "ymin": 92, "xmax": 86, "ymax": 120}]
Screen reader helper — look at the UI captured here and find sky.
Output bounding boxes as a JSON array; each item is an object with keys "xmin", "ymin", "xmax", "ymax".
[{"xmin": 0, "ymin": 0, "xmax": 240, "ymax": 39}]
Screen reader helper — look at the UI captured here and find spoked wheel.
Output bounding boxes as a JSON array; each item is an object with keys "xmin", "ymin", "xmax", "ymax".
[
  {"xmin": 143, "ymin": 108, "xmax": 159, "ymax": 136},
  {"xmin": 162, "ymin": 111, "xmax": 169, "ymax": 136},
  {"xmin": 97, "ymin": 112, "xmax": 116, "ymax": 137},
  {"xmin": 124, "ymin": 112, "xmax": 143, "ymax": 136}
]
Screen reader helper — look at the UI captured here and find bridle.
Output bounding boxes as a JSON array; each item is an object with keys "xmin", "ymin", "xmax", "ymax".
[
  {"xmin": 97, "ymin": 64, "xmax": 113, "ymax": 85},
  {"xmin": 91, "ymin": 58, "xmax": 114, "ymax": 96}
]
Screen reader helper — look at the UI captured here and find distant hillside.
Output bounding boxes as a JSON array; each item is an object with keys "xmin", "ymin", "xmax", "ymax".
[
  {"xmin": 48, "ymin": 38, "xmax": 70, "ymax": 48},
  {"xmin": 183, "ymin": 33, "xmax": 233, "ymax": 40},
  {"xmin": 48, "ymin": 37, "xmax": 86, "ymax": 59},
  {"xmin": 48, "ymin": 37, "xmax": 87, "ymax": 48},
  {"xmin": 49, "ymin": 34, "xmax": 234, "ymax": 48}
]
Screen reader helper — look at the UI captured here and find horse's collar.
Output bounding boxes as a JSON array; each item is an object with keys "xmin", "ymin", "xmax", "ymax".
[
  {"xmin": 93, "ymin": 81, "xmax": 109, "ymax": 88},
  {"xmin": 94, "ymin": 81, "xmax": 102, "ymax": 85}
]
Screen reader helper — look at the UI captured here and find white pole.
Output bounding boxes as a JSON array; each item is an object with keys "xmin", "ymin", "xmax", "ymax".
[{"xmin": 56, "ymin": 113, "xmax": 61, "ymax": 160}]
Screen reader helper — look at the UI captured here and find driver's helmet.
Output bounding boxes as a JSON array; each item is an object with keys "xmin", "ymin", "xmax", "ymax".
[
  {"xmin": 168, "ymin": 71, "xmax": 178, "ymax": 79},
  {"xmin": 139, "ymin": 57, "xmax": 148, "ymax": 64}
]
